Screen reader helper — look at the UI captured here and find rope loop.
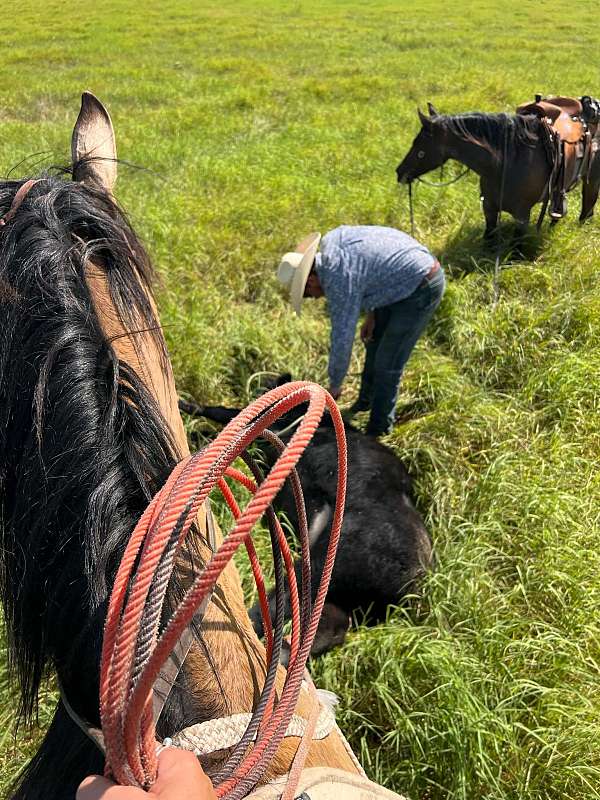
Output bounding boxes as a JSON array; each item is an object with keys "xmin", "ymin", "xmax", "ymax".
[
  {"xmin": 99, "ymin": 381, "xmax": 347, "ymax": 799},
  {"xmin": 406, "ymin": 166, "xmax": 470, "ymax": 237}
]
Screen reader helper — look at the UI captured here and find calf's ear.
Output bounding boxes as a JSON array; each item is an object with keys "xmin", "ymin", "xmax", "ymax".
[
  {"xmin": 71, "ymin": 91, "xmax": 118, "ymax": 192},
  {"xmin": 276, "ymin": 373, "xmax": 293, "ymax": 386},
  {"xmin": 427, "ymin": 101, "xmax": 439, "ymax": 117}
]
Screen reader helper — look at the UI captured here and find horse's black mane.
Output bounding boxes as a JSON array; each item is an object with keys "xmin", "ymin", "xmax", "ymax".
[
  {"xmin": 433, "ymin": 111, "xmax": 542, "ymax": 157},
  {"xmin": 0, "ymin": 174, "xmax": 197, "ymax": 797}
]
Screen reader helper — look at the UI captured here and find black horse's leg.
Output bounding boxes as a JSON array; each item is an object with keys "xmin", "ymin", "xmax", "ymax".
[
  {"xmin": 580, "ymin": 154, "xmax": 600, "ymax": 221},
  {"xmin": 511, "ymin": 213, "xmax": 531, "ymax": 258},
  {"xmin": 482, "ymin": 195, "xmax": 499, "ymax": 242}
]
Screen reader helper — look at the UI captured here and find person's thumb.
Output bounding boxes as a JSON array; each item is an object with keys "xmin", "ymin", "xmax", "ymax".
[
  {"xmin": 77, "ymin": 775, "xmax": 136, "ymax": 800},
  {"xmin": 150, "ymin": 748, "xmax": 216, "ymax": 800}
]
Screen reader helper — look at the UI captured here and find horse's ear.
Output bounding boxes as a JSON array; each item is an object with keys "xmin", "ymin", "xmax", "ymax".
[
  {"xmin": 71, "ymin": 91, "xmax": 117, "ymax": 191},
  {"xmin": 276, "ymin": 373, "xmax": 292, "ymax": 387},
  {"xmin": 427, "ymin": 102, "xmax": 439, "ymax": 118},
  {"xmin": 418, "ymin": 108, "xmax": 432, "ymax": 127}
]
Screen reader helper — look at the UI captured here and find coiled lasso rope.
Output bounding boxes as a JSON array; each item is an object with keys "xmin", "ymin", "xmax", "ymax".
[{"xmin": 99, "ymin": 381, "xmax": 347, "ymax": 800}]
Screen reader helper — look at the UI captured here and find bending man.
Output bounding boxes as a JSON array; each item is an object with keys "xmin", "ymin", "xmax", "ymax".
[{"xmin": 277, "ymin": 225, "xmax": 445, "ymax": 437}]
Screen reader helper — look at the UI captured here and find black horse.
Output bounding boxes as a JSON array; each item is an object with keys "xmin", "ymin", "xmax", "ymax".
[
  {"xmin": 396, "ymin": 104, "xmax": 600, "ymax": 239},
  {"xmin": 181, "ymin": 377, "xmax": 433, "ymax": 655}
]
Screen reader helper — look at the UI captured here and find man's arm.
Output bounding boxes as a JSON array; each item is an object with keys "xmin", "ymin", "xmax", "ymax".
[{"xmin": 327, "ymin": 294, "xmax": 362, "ymax": 393}]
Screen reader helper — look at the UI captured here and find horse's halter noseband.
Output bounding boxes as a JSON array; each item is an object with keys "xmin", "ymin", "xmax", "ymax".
[{"xmin": 0, "ymin": 179, "xmax": 40, "ymax": 228}]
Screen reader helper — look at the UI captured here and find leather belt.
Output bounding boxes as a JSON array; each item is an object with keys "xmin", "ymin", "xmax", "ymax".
[{"xmin": 419, "ymin": 259, "xmax": 441, "ymax": 287}]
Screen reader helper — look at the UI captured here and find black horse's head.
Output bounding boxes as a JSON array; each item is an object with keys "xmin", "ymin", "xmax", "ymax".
[{"xmin": 396, "ymin": 103, "xmax": 448, "ymax": 184}]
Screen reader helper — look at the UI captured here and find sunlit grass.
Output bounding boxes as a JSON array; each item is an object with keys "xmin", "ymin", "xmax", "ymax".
[{"xmin": 1, "ymin": 0, "xmax": 600, "ymax": 797}]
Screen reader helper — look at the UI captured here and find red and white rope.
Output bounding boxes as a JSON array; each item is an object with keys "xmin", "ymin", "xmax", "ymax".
[{"xmin": 99, "ymin": 382, "xmax": 347, "ymax": 799}]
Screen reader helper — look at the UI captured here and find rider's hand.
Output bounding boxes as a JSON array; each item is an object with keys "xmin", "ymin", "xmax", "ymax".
[
  {"xmin": 76, "ymin": 748, "xmax": 216, "ymax": 800},
  {"xmin": 360, "ymin": 312, "xmax": 375, "ymax": 344}
]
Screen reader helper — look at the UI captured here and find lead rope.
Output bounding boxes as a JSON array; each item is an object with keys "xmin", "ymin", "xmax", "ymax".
[
  {"xmin": 406, "ymin": 166, "xmax": 471, "ymax": 237},
  {"xmin": 100, "ymin": 382, "xmax": 348, "ymax": 800},
  {"xmin": 492, "ymin": 121, "xmax": 510, "ymax": 309}
]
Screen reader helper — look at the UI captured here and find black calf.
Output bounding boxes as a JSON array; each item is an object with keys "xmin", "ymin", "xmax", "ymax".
[{"xmin": 180, "ymin": 382, "xmax": 432, "ymax": 655}]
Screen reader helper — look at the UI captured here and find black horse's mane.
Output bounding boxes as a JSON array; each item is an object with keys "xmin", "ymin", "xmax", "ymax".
[
  {"xmin": 433, "ymin": 111, "xmax": 542, "ymax": 157},
  {"xmin": 0, "ymin": 174, "xmax": 201, "ymax": 798}
]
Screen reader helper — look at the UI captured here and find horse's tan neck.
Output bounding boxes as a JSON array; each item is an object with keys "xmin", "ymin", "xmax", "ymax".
[
  {"xmin": 85, "ymin": 263, "xmax": 188, "ymax": 456},
  {"xmin": 86, "ymin": 261, "xmax": 359, "ymax": 780}
]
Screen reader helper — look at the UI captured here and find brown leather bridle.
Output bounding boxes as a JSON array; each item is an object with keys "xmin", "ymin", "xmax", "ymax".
[{"xmin": 0, "ymin": 179, "xmax": 40, "ymax": 228}]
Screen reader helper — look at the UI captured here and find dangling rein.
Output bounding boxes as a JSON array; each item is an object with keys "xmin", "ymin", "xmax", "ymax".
[
  {"xmin": 406, "ymin": 168, "xmax": 470, "ymax": 237},
  {"xmin": 99, "ymin": 382, "xmax": 348, "ymax": 800}
]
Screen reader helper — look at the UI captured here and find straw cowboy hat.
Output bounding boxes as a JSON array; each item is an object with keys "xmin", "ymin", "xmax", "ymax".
[{"xmin": 277, "ymin": 232, "xmax": 321, "ymax": 315}]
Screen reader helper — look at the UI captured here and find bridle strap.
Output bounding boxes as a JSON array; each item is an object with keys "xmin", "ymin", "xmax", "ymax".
[
  {"xmin": 0, "ymin": 179, "xmax": 40, "ymax": 227},
  {"xmin": 492, "ymin": 121, "xmax": 510, "ymax": 308},
  {"xmin": 58, "ymin": 678, "xmax": 106, "ymax": 753},
  {"xmin": 415, "ymin": 167, "xmax": 470, "ymax": 187},
  {"xmin": 152, "ymin": 497, "xmax": 218, "ymax": 723}
]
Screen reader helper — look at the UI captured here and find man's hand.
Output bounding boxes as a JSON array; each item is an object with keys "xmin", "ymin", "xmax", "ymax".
[
  {"xmin": 328, "ymin": 385, "xmax": 342, "ymax": 401},
  {"xmin": 77, "ymin": 749, "xmax": 216, "ymax": 800},
  {"xmin": 360, "ymin": 312, "xmax": 375, "ymax": 344}
]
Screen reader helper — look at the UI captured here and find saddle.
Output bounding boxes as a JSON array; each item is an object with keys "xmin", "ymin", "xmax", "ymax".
[
  {"xmin": 247, "ymin": 767, "xmax": 409, "ymax": 800},
  {"xmin": 517, "ymin": 95, "xmax": 582, "ymax": 123},
  {"xmin": 516, "ymin": 94, "xmax": 595, "ymax": 219}
]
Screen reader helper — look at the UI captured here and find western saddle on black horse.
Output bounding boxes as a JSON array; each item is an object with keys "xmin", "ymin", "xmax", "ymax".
[{"xmin": 517, "ymin": 94, "xmax": 600, "ymax": 220}]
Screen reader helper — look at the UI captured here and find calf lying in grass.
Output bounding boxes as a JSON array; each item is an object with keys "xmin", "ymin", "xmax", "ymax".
[{"xmin": 181, "ymin": 380, "xmax": 432, "ymax": 655}]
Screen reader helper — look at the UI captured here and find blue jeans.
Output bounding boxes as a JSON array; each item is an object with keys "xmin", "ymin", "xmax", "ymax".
[{"xmin": 359, "ymin": 267, "xmax": 445, "ymax": 435}]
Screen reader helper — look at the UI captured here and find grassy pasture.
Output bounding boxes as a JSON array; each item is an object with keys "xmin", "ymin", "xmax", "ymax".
[{"xmin": 1, "ymin": 1, "xmax": 600, "ymax": 798}]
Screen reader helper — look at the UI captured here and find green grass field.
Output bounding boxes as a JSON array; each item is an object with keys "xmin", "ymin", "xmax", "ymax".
[{"xmin": 1, "ymin": 1, "xmax": 600, "ymax": 798}]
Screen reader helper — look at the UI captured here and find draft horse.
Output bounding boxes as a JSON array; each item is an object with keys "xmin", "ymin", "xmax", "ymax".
[
  {"xmin": 0, "ymin": 94, "xmax": 405, "ymax": 800},
  {"xmin": 396, "ymin": 104, "xmax": 600, "ymax": 239}
]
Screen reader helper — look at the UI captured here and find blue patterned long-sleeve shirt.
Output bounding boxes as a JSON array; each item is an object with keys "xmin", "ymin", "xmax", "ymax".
[{"xmin": 314, "ymin": 225, "xmax": 435, "ymax": 388}]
